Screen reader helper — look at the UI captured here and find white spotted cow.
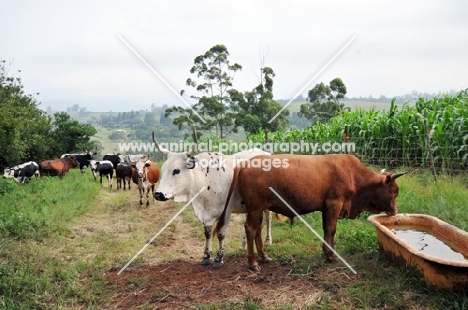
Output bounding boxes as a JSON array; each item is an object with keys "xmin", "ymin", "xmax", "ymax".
[{"xmin": 152, "ymin": 132, "xmax": 272, "ymax": 268}]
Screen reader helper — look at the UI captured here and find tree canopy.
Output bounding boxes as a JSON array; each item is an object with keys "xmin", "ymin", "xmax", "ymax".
[
  {"xmin": 230, "ymin": 67, "xmax": 289, "ymax": 142},
  {"xmin": 0, "ymin": 60, "xmax": 97, "ymax": 168},
  {"xmin": 298, "ymin": 77, "xmax": 349, "ymax": 122},
  {"xmin": 167, "ymin": 44, "xmax": 242, "ymax": 139}
]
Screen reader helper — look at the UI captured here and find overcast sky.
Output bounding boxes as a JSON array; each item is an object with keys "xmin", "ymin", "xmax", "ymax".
[{"xmin": 1, "ymin": 1, "xmax": 467, "ymax": 112}]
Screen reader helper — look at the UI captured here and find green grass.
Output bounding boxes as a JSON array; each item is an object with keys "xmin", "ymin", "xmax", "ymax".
[{"xmin": 0, "ymin": 170, "xmax": 103, "ymax": 309}]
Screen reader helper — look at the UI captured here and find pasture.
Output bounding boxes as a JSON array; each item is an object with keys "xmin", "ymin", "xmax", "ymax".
[{"xmin": 1, "ymin": 168, "xmax": 468, "ymax": 309}]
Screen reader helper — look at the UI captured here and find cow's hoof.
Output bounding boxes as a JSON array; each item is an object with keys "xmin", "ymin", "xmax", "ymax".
[
  {"xmin": 249, "ymin": 265, "xmax": 261, "ymax": 272},
  {"xmin": 201, "ymin": 258, "xmax": 211, "ymax": 266},
  {"xmin": 212, "ymin": 260, "xmax": 223, "ymax": 268},
  {"xmin": 261, "ymin": 257, "xmax": 273, "ymax": 264}
]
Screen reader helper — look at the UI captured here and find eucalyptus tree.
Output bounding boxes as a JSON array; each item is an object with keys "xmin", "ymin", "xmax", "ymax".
[
  {"xmin": 166, "ymin": 44, "xmax": 242, "ymax": 139},
  {"xmin": 299, "ymin": 77, "xmax": 349, "ymax": 122},
  {"xmin": 230, "ymin": 66, "xmax": 289, "ymax": 143}
]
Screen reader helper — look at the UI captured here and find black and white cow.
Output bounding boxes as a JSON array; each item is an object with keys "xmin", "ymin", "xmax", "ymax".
[
  {"xmin": 89, "ymin": 160, "xmax": 114, "ymax": 187},
  {"xmin": 3, "ymin": 161, "xmax": 40, "ymax": 184},
  {"xmin": 60, "ymin": 150, "xmax": 97, "ymax": 174},
  {"xmin": 103, "ymin": 154, "xmax": 125, "ymax": 170}
]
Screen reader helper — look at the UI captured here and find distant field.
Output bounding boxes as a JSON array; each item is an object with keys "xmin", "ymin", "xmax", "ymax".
[
  {"xmin": 286, "ymin": 100, "xmax": 394, "ymax": 113},
  {"xmin": 92, "ymin": 126, "xmax": 126, "ymax": 155},
  {"xmin": 74, "ymin": 100, "xmax": 394, "ymax": 155}
]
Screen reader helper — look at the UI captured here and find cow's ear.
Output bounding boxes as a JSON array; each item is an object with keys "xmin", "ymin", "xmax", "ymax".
[{"xmin": 186, "ymin": 156, "xmax": 198, "ymax": 169}]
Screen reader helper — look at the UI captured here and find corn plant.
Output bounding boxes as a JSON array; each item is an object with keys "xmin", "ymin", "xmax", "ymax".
[{"xmin": 248, "ymin": 89, "xmax": 468, "ymax": 172}]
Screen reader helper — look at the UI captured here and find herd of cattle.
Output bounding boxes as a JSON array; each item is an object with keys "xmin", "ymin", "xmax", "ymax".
[
  {"xmin": 3, "ymin": 134, "xmax": 406, "ymax": 271},
  {"xmin": 2, "ymin": 151, "xmax": 159, "ymax": 207}
]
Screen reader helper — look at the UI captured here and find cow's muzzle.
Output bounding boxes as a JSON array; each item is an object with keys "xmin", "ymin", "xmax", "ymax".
[{"xmin": 154, "ymin": 192, "xmax": 168, "ymax": 201}]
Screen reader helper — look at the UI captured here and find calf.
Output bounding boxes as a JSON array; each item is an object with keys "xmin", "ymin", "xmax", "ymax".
[
  {"xmin": 131, "ymin": 159, "xmax": 160, "ymax": 206},
  {"xmin": 216, "ymin": 154, "xmax": 405, "ymax": 271},
  {"xmin": 39, "ymin": 156, "xmax": 80, "ymax": 179},
  {"xmin": 90, "ymin": 160, "xmax": 114, "ymax": 187},
  {"xmin": 116, "ymin": 163, "xmax": 132, "ymax": 190},
  {"xmin": 3, "ymin": 161, "xmax": 40, "ymax": 184}
]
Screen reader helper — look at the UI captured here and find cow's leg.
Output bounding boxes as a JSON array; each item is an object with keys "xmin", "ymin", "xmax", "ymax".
[
  {"xmin": 264, "ymin": 210, "xmax": 272, "ymax": 245},
  {"xmin": 213, "ymin": 210, "xmax": 234, "ymax": 268},
  {"xmin": 244, "ymin": 211, "xmax": 265, "ymax": 271},
  {"xmin": 202, "ymin": 225, "xmax": 213, "ymax": 266},
  {"xmin": 145, "ymin": 186, "xmax": 151, "ymax": 206},
  {"xmin": 241, "ymin": 211, "xmax": 271, "ymax": 249},
  {"xmin": 254, "ymin": 212, "xmax": 270, "ymax": 264},
  {"xmin": 321, "ymin": 199, "xmax": 343, "ymax": 262},
  {"xmin": 138, "ymin": 186, "xmax": 144, "ymax": 205}
]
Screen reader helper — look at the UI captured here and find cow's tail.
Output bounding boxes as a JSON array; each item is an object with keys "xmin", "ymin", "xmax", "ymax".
[{"xmin": 213, "ymin": 165, "xmax": 241, "ymax": 237}]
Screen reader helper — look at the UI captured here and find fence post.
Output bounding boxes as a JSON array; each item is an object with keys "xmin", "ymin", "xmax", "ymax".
[
  {"xmin": 424, "ymin": 120, "xmax": 438, "ymax": 185},
  {"xmin": 344, "ymin": 125, "xmax": 350, "ymax": 154}
]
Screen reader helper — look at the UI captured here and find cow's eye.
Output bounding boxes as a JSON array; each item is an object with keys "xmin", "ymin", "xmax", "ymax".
[{"xmin": 173, "ymin": 169, "xmax": 180, "ymax": 175}]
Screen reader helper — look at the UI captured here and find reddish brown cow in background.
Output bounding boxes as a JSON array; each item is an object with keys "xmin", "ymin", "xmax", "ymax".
[
  {"xmin": 131, "ymin": 159, "xmax": 160, "ymax": 206},
  {"xmin": 39, "ymin": 156, "xmax": 80, "ymax": 179},
  {"xmin": 216, "ymin": 154, "xmax": 405, "ymax": 271}
]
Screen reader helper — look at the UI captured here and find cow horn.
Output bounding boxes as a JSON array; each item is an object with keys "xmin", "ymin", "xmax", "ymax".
[
  {"xmin": 152, "ymin": 131, "xmax": 170, "ymax": 155},
  {"xmin": 187, "ymin": 145, "xmax": 196, "ymax": 156},
  {"xmin": 390, "ymin": 172, "xmax": 406, "ymax": 181}
]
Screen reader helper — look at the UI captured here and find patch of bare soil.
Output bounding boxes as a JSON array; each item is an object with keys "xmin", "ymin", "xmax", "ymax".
[{"xmin": 106, "ymin": 255, "xmax": 326, "ymax": 309}]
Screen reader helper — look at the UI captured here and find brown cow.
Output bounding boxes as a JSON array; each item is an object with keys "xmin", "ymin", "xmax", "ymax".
[
  {"xmin": 39, "ymin": 156, "xmax": 80, "ymax": 179},
  {"xmin": 131, "ymin": 159, "xmax": 160, "ymax": 206},
  {"xmin": 216, "ymin": 154, "xmax": 405, "ymax": 271}
]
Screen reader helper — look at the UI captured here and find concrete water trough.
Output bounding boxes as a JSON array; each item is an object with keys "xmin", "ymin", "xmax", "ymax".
[{"xmin": 368, "ymin": 213, "xmax": 468, "ymax": 292}]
